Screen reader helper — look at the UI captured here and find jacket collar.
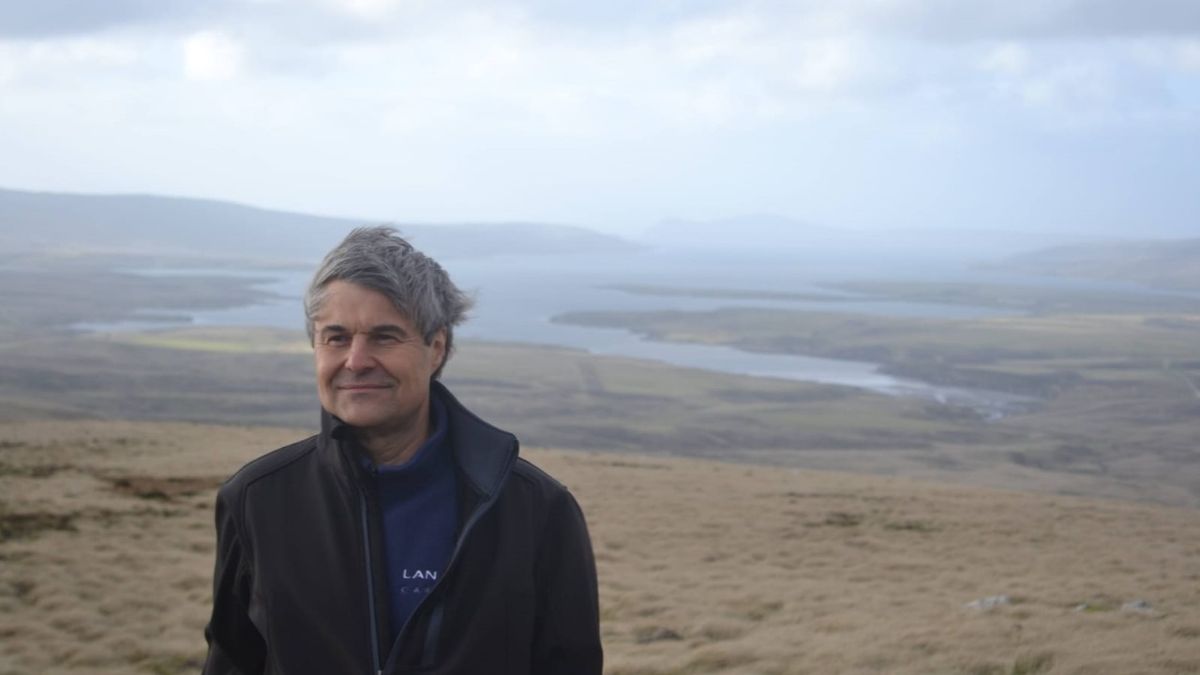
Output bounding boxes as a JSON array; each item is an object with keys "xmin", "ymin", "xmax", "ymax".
[{"xmin": 318, "ymin": 380, "xmax": 518, "ymax": 500}]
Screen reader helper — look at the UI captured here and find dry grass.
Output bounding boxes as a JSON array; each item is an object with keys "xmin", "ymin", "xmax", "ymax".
[{"xmin": 2, "ymin": 420, "xmax": 1199, "ymax": 674}]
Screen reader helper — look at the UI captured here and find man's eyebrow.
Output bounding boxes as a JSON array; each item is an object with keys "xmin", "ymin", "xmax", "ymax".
[
  {"xmin": 369, "ymin": 324, "xmax": 411, "ymax": 336},
  {"xmin": 317, "ymin": 324, "xmax": 412, "ymax": 337}
]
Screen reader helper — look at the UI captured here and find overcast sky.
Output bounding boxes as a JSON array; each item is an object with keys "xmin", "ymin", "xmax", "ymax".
[{"xmin": 1, "ymin": 0, "xmax": 1198, "ymax": 237}]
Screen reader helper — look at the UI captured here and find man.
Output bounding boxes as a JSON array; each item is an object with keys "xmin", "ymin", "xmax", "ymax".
[{"xmin": 203, "ymin": 227, "xmax": 602, "ymax": 674}]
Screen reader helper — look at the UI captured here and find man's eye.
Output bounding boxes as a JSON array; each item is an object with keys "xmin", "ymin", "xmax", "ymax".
[
  {"xmin": 373, "ymin": 334, "xmax": 400, "ymax": 344},
  {"xmin": 324, "ymin": 335, "xmax": 349, "ymax": 346}
]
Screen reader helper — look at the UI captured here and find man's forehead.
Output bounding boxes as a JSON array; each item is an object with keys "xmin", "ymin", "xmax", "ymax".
[
  {"xmin": 314, "ymin": 281, "xmax": 414, "ymax": 321},
  {"xmin": 313, "ymin": 308, "xmax": 417, "ymax": 333}
]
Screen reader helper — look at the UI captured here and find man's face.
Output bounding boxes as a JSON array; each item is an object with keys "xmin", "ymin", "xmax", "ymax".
[{"xmin": 312, "ymin": 280, "xmax": 446, "ymax": 436}]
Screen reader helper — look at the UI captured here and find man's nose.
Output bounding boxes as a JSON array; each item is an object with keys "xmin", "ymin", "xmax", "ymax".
[{"xmin": 344, "ymin": 335, "xmax": 375, "ymax": 371}]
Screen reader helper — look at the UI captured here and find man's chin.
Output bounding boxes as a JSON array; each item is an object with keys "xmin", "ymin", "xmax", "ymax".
[
  {"xmin": 332, "ymin": 405, "xmax": 391, "ymax": 429},
  {"xmin": 335, "ymin": 402, "xmax": 420, "ymax": 432}
]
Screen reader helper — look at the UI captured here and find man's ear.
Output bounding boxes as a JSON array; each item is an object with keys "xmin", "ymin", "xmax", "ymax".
[{"xmin": 431, "ymin": 328, "xmax": 448, "ymax": 371}]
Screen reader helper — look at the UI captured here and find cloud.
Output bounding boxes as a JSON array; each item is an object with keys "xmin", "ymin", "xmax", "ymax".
[
  {"xmin": 1179, "ymin": 39, "xmax": 1200, "ymax": 70},
  {"xmin": 1015, "ymin": 62, "xmax": 1115, "ymax": 110},
  {"xmin": 1, "ymin": 0, "xmax": 1197, "ymax": 235},
  {"xmin": 791, "ymin": 38, "xmax": 862, "ymax": 92},
  {"xmin": 980, "ymin": 43, "xmax": 1031, "ymax": 75},
  {"xmin": 863, "ymin": 0, "xmax": 1200, "ymax": 41},
  {"xmin": 183, "ymin": 31, "xmax": 244, "ymax": 81},
  {"xmin": 4, "ymin": 1, "xmax": 1200, "ymax": 46},
  {"xmin": 970, "ymin": 41, "xmax": 1186, "ymax": 131},
  {"xmin": 0, "ymin": 1, "xmax": 233, "ymax": 38},
  {"xmin": 322, "ymin": 0, "xmax": 427, "ymax": 20},
  {"xmin": 665, "ymin": 12, "xmax": 762, "ymax": 66},
  {"xmin": 314, "ymin": 8, "xmax": 874, "ymax": 138},
  {"xmin": 0, "ymin": 37, "xmax": 142, "ymax": 85},
  {"xmin": 0, "ymin": 2, "xmax": 156, "ymax": 38},
  {"xmin": 1035, "ymin": 0, "xmax": 1200, "ymax": 39}
]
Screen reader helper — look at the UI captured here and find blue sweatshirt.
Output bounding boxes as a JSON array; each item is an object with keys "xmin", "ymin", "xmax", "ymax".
[{"xmin": 372, "ymin": 395, "xmax": 457, "ymax": 640}]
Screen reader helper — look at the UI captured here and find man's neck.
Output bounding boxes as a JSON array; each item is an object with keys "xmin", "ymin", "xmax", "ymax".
[{"xmin": 356, "ymin": 407, "xmax": 431, "ymax": 466}]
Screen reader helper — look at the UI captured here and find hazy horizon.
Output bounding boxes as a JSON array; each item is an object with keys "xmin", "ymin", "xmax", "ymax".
[{"xmin": 0, "ymin": 184, "xmax": 1191, "ymax": 253}]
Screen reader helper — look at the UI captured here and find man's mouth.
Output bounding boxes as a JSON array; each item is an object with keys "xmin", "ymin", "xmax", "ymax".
[{"xmin": 337, "ymin": 383, "xmax": 392, "ymax": 390}]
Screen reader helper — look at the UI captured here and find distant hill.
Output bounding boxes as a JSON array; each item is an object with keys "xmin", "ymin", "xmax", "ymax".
[
  {"xmin": 0, "ymin": 187, "xmax": 638, "ymax": 263},
  {"xmin": 994, "ymin": 238, "xmax": 1200, "ymax": 290},
  {"xmin": 645, "ymin": 214, "xmax": 1113, "ymax": 260},
  {"xmin": 646, "ymin": 213, "xmax": 838, "ymax": 250}
]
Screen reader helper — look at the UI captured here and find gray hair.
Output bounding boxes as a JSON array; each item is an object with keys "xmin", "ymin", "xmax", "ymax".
[{"xmin": 304, "ymin": 226, "xmax": 473, "ymax": 378}]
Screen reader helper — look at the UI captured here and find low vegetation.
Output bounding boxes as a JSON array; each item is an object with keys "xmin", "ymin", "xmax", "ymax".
[
  {"xmin": 554, "ymin": 302, "xmax": 1200, "ymax": 507},
  {"xmin": 2, "ymin": 421, "xmax": 1198, "ymax": 674}
]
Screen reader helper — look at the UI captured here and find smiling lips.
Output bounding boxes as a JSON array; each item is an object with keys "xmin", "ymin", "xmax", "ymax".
[{"xmin": 336, "ymin": 382, "xmax": 394, "ymax": 391}]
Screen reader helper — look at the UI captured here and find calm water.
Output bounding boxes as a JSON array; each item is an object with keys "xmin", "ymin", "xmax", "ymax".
[{"xmin": 83, "ymin": 246, "xmax": 1150, "ymax": 416}]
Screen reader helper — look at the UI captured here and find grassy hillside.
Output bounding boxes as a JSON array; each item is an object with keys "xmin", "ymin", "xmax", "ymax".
[
  {"xmin": 991, "ymin": 238, "xmax": 1200, "ymax": 290},
  {"xmin": 0, "ymin": 329, "xmax": 1006, "ymax": 456},
  {"xmin": 2, "ymin": 310, "xmax": 1198, "ymax": 507},
  {"xmin": 554, "ymin": 306, "xmax": 1200, "ymax": 507},
  {"xmin": 2, "ymin": 420, "xmax": 1198, "ymax": 675}
]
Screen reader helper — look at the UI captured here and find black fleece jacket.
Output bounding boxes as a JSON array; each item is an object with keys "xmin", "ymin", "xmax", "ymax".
[{"xmin": 202, "ymin": 383, "xmax": 603, "ymax": 675}]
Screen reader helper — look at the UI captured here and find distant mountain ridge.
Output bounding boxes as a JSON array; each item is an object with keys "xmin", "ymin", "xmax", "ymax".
[
  {"xmin": 646, "ymin": 213, "xmax": 836, "ymax": 250},
  {"xmin": 995, "ymin": 238, "xmax": 1200, "ymax": 290},
  {"xmin": 0, "ymin": 187, "xmax": 638, "ymax": 263},
  {"xmin": 644, "ymin": 214, "xmax": 1121, "ymax": 259}
]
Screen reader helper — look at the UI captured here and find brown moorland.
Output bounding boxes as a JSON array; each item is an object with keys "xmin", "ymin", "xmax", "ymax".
[{"xmin": 2, "ymin": 420, "xmax": 1198, "ymax": 675}]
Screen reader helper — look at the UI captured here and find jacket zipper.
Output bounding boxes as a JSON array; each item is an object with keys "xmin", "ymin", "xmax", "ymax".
[
  {"xmin": 372, "ymin": 444, "xmax": 518, "ymax": 667},
  {"xmin": 359, "ymin": 492, "xmax": 383, "ymax": 675},
  {"xmin": 408, "ymin": 477, "xmax": 504, "ymax": 667},
  {"xmin": 373, "ymin": 443, "xmax": 519, "ymax": 674}
]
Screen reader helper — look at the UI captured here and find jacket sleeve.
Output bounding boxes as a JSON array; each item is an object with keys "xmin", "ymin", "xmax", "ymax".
[
  {"xmin": 203, "ymin": 485, "xmax": 266, "ymax": 675},
  {"xmin": 531, "ymin": 488, "xmax": 603, "ymax": 675}
]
